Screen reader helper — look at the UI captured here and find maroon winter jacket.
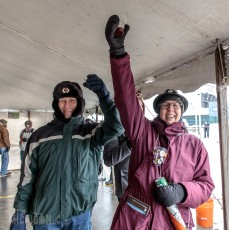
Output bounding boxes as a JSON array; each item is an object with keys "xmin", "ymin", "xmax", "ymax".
[{"xmin": 109, "ymin": 54, "xmax": 215, "ymax": 230}]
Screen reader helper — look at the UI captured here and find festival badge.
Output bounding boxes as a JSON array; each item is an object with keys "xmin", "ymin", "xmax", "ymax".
[{"xmin": 153, "ymin": 146, "xmax": 168, "ymax": 166}]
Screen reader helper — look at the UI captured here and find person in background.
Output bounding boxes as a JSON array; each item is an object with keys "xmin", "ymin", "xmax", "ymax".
[
  {"xmin": 104, "ymin": 133, "xmax": 128, "ymax": 194},
  {"xmin": 19, "ymin": 120, "xmax": 34, "ymax": 161},
  {"xmin": 105, "ymin": 15, "xmax": 215, "ymax": 229},
  {"xmin": 10, "ymin": 74, "xmax": 123, "ymax": 230},
  {"xmin": 103, "ymin": 91, "xmax": 145, "ymax": 201},
  {"xmin": 203, "ymin": 121, "xmax": 210, "ymax": 138},
  {"xmin": 105, "ymin": 168, "xmax": 113, "ymax": 186},
  {"xmin": 0, "ymin": 119, "xmax": 11, "ymax": 177}
]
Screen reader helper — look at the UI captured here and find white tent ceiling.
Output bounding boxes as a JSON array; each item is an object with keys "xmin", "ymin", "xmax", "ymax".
[{"xmin": 0, "ymin": 0, "xmax": 228, "ymax": 112}]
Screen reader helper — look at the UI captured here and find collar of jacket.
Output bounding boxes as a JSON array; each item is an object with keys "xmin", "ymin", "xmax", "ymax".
[
  {"xmin": 50, "ymin": 116, "xmax": 84, "ymax": 126},
  {"xmin": 152, "ymin": 116, "xmax": 186, "ymax": 138}
]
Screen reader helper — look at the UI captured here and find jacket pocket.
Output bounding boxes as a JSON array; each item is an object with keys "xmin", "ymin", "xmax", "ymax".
[
  {"xmin": 112, "ymin": 200, "xmax": 150, "ymax": 230},
  {"xmin": 73, "ymin": 180, "xmax": 98, "ymax": 208}
]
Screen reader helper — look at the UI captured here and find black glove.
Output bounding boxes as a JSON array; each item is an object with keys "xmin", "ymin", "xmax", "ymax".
[
  {"xmin": 105, "ymin": 15, "xmax": 130, "ymax": 56},
  {"xmin": 83, "ymin": 74, "xmax": 109, "ymax": 101},
  {"xmin": 154, "ymin": 183, "xmax": 187, "ymax": 207},
  {"xmin": 6, "ymin": 146, "xmax": 10, "ymax": 152},
  {"xmin": 10, "ymin": 210, "xmax": 26, "ymax": 230}
]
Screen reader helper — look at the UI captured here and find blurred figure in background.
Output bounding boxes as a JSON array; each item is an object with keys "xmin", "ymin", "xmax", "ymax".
[
  {"xmin": 105, "ymin": 168, "xmax": 113, "ymax": 186},
  {"xmin": 0, "ymin": 119, "xmax": 11, "ymax": 177},
  {"xmin": 19, "ymin": 120, "xmax": 34, "ymax": 161},
  {"xmin": 203, "ymin": 121, "xmax": 210, "ymax": 138}
]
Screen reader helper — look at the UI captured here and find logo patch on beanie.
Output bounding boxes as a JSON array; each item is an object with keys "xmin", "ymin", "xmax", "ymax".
[
  {"xmin": 62, "ymin": 87, "xmax": 70, "ymax": 94},
  {"xmin": 165, "ymin": 89, "xmax": 177, "ymax": 94}
]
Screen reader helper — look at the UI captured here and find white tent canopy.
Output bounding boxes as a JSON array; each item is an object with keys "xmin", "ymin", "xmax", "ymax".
[{"xmin": 0, "ymin": 0, "xmax": 229, "ymax": 111}]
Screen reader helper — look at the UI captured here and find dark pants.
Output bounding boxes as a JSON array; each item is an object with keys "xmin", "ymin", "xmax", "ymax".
[{"xmin": 204, "ymin": 128, "xmax": 209, "ymax": 138}]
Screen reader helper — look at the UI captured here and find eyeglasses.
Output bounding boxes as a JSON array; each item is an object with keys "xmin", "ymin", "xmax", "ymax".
[{"xmin": 160, "ymin": 102, "xmax": 181, "ymax": 109}]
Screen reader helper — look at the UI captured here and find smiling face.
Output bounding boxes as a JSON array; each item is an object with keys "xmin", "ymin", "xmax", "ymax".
[
  {"xmin": 58, "ymin": 97, "xmax": 77, "ymax": 119},
  {"xmin": 159, "ymin": 100, "xmax": 182, "ymax": 125}
]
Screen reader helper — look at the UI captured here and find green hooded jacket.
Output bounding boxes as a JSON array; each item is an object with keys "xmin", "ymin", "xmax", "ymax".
[{"xmin": 13, "ymin": 98, "xmax": 123, "ymax": 224}]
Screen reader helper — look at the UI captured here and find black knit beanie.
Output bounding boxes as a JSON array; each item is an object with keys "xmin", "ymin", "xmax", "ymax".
[{"xmin": 153, "ymin": 89, "xmax": 188, "ymax": 114}]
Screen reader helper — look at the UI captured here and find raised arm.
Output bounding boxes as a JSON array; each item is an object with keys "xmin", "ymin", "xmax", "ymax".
[
  {"xmin": 105, "ymin": 15, "xmax": 149, "ymax": 142},
  {"xmin": 83, "ymin": 74, "xmax": 124, "ymax": 146}
]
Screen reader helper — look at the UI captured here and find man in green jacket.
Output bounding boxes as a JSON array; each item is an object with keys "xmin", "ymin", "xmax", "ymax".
[{"xmin": 10, "ymin": 74, "xmax": 123, "ymax": 230}]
